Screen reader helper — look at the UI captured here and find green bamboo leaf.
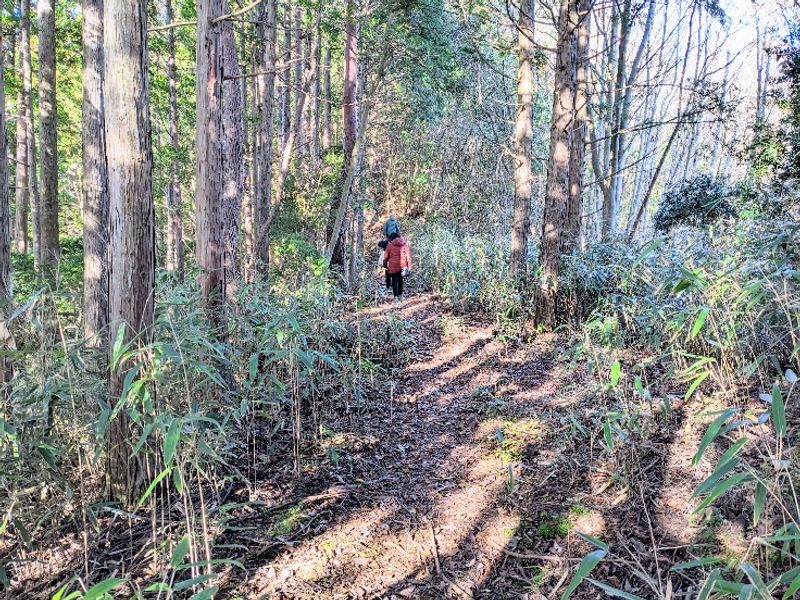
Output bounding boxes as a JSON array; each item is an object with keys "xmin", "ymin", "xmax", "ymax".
[
  {"xmin": 82, "ymin": 577, "xmax": 126, "ymax": 600},
  {"xmin": 772, "ymin": 384, "xmax": 786, "ymax": 438},
  {"xmin": 586, "ymin": 579, "xmax": 647, "ymax": 600},
  {"xmin": 603, "ymin": 420, "xmax": 613, "ymax": 451},
  {"xmin": 692, "ymin": 409, "xmax": 736, "ymax": 466},
  {"xmin": 695, "ymin": 472, "xmax": 753, "ymax": 513},
  {"xmin": 171, "ymin": 536, "xmax": 190, "ymax": 569},
  {"xmin": 692, "ymin": 438, "xmax": 748, "ymax": 498},
  {"xmin": 697, "ymin": 569, "xmax": 721, "ymax": 600},
  {"xmin": 136, "ymin": 467, "xmax": 171, "ymax": 508},
  {"xmin": 576, "ymin": 532, "xmax": 608, "ymax": 551},
  {"xmin": 782, "ymin": 573, "xmax": 800, "ymax": 599},
  {"xmin": 753, "ymin": 483, "xmax": 767, "ymax": 527},
  {"xmin": 188, "ymin": 586, "xmax": 218, "ymax": 600},
  {"xmin": 163, "ymin": 419, "xmax": 181, "ymax": 465},
  {"xmin": 690, "ymin": 307, "xmax": 710, "ymax": 339},
  {"xmin": 685, "ymin": 370, "xmax": 711, "ymax": 400},
  {"xmin": 561, "ymin": 549, "xmax": 606, "ymax": 600},
  {"xmin": 610, "ymin": 361, "xmax": 621, "ymax": 386},
  {"xmin": 670, "ymin": 557, "xmax": 724, "ymax": 571},
  {"xmin": 740, "ymin": 563, "xmax": 771, "ymax": 599},
  {"xmin": 174, "ymin": 574, "xmax": 217, "ymax": 591}
]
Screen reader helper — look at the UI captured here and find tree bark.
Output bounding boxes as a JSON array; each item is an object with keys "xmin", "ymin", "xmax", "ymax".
[
  {"xmin": 38, "ymin": 0, "xmax": 60, "ymax": 266},
  {"xmin": 566, "ymin": 0, "xmax": 590, "ymax": 249},
  {"xmin": 196, "ymin": 0, "xmax": 227, "ymax": 315},
  {"xmin": 0, "ymin": 46, "xmax": 11, "ymax": 392},
  {"xmin": 322, "ymin": 43, "xmax": 332, "ymax": 151},
  {"xmin": 329, "ymin": 0, "xmax": 358, "ymax": 270},
  {"xmin": 280, "ymin": 5, "xmax": 291, "ymax": 146},
  {"xmin": 13, "ymin": 88, "xmax": 28, "ymax": 254},
  {"xmin": 509, "ymin": 0, "xmax": 534, "ymax": 278},
  {"xmin": 293, "ymin": 4, "xmax": 305, "ymax": 153},
  {"xmin": 254, "ymin": 0, "xmax": 277, "ymax": 275},
  {"xmin": 82, "ymin": 0, "xmax": 110, "ymax": 349},
  {"xmin": 310, "ymin": 18, "xmax": 321, "ymax": 159},
  {"xmin": 221, "ymin": 15, "xmax": 244, "ymax": 292},
  {"xmin": 165, "ymin": 0, "xmax": 185, "ymax": 280},
  {"xmin": 535, "ymin": 0, "xmax": 579, "ymax": 328},
  {"xmin": 21, "ymin": 0, "xmax": 40, "ymax": 268},
  {"xmin": 104, "ymin": 0, "xmax": 154, "ymax": 504}
]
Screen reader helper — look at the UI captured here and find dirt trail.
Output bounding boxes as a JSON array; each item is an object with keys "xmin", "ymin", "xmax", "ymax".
[{"xmin": 233, "ymin": 293, "xmax": 562, "ymax": 599}]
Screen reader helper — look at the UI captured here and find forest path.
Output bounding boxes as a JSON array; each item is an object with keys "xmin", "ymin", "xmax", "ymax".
[{"xmin": 233, "ymin": 292, "xmax": 564, "ymax": 599}]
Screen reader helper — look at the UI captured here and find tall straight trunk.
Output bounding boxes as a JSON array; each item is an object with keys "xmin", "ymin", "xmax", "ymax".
[
  {"xmin": 0, "ymin": 51, "xmax": 9, "ymax": 300},
  {"xmin": 254, "ymin": 0, "xmax": 277, "ymax": 275},
  {"xmin": 82, "ymin": 0, "xmax": 109, "ymax": 348},
  {"xmin": 21, "ymin": 0, "xmax": 39, "ymax": 268},
  {"xmin": 14, "ymin": 89, "xmax": 28, "ymax": 254},
  {"xmin": 310, "ymin": 18, "xmax": 321, "ymax": 159},
  {"xmin": 104, "ymin": 0, "xmax": 154, "ymax": 504},
  {"xmin": 509, "ymin": 0, "xmax": 534, "ymax": 277},
  {"xmin": 329, "ymin": 0, "xmax": 358, "ymax": 269},
  {"xmin": 322, "ymin": 43, "xmax": 332, "ymax": 151},
  {"xmin": 165, "ymin": 0, "xmax": 184, "ymax": 279},
  {"xmin": 38, "ymin": 0, "xmax": 59, "ymax": 266},
  {"xmin": 196, "ymin": 0, "xmax": 226, "ymax": 314},
  {"xmin": 221, "ymin": 17, "xmax": 243, "ymax": 291},
  {"xmin": 293, "ymin": 4, "xmax": 305, "ymax": 153},
  {"xmin": 0, "ymin": 47, "xmax": 10, "ymax": 392},
  {"xmin": 535, "ymin": 0, "xmax": 578, "ymax": 328},
  {"xmin": 566, "ymin": 0, "xmax": 590, "ymax": 248},
  {"xmin": 280, "ymin": 5, "xmax": 291, "ymax": 146}
]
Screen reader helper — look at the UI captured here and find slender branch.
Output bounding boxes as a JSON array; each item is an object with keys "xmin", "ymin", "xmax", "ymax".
[{"xmin": 148, "ymin": 0, "xmax": 266, "ymax": 33}]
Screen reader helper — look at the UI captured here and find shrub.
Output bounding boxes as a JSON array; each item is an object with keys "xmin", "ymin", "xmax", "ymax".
[{"xmin": 653, "ymin": 174, "xmax": 736, "ymax": 232}]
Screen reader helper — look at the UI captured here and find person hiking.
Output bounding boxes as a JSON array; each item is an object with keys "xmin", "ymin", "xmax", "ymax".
[
  {"xmin": 383, "ymin": 216, "xmax": 401, "ymax": 239},
  {"xmin": 377, "ymin": 239, "xmax": 391, "ymax": 290},
  {"xmin": 383, "ymin": 232, "xmax": 412, "ymax": 299}
]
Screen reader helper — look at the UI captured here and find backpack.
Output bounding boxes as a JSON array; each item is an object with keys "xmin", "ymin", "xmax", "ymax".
[{"xmin": 383, "ymin": 217, "xmax": 400, "ymax": 238}]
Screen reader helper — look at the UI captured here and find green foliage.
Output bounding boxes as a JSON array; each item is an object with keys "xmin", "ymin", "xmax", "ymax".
[{"xmin": 652, "ymin": 175, "xmax": 736, "ymax": 233}]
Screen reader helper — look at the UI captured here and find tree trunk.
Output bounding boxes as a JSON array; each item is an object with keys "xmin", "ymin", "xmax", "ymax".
[
  {"xmin": 104, "ymin": 0, "xmax": 154, "ymax": 504},
  {"xmin": 196, "ymin": 0, "xmax": 227, "ymax": 315},
  {"xmin": 0, "ymin": 50, "xmax": 9, "ymax": 299},
  {"xmin": 254, "ymin": 0, "xmax": 277, "ymax": 275},
  {"xmin": 21, "ymin": 0, "xmax": 39, "ymax": 268},
  {"xmin": 322, "ymin": 43, "xmax": 332, "ymax": 151},
  {"xmin": 38, "ymin": 0, "xmax": 60, "ymax": 266},
  {"xmin": 280, "ymin": 6, "xmax": 291, "ymax": 147},
  {"xmin": 310, "ymin": 19, "xmax": 321, "ymax": 159},
  {"xmin": 329, "ymin": 0, "xmax": 358, "ymax": 270},
  {"xmin": 13, "ymin": 89, "xmax": 28, "ymax": 254},
  {"xmin": 221, "ymin": 15, "xmax": 244, "ymax": 293},
  {"xmin": 566, "ymin": 0, "xmax": 590, "ymax": 249},
  {"xmin": 165, "ymin": 0, "xmax": 184, "ymax": 280},
  {"xmin": 293, "ymin": 4, "xmax": 305, "ymax": 153},
  {"xmin": 509, "ymin": 0, "xmax": 534, "ymax": 278},
  {"xmin": 0, "ymin": 47, "xmax": 10, "ymax": 391},
  {"xmin": 534, "ymin": 0, "xmax": 578, "ymax": 328},
  {"xmin": 82, "ymin": 0, "xmax": 109, "ymax": 349}
]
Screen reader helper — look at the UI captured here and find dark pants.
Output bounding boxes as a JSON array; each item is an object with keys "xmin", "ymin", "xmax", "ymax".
[
  {"xmin": 389, "ymin": 272, "xmax": 404, "ymax": 297},
  {"xmin": 385, "ymin": 271, "xmax": 391, "ymax": 289}
]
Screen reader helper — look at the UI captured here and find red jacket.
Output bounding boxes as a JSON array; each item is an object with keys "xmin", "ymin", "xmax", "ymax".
[{"xmin": 383, "ymin": 237, "xmax": 412, "ymax": 274}]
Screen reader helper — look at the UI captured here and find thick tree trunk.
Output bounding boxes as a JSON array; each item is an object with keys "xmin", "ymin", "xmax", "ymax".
[
  {"xmin": 310, "ymin": 19, "xmax": 321, "ymax": 159},
  {"xmin": 196, "ymin": 0, "xmax": 227, "ymax": 315},
  {"xmin": 82, "ymin": 0, "xmax": 109, "ymax": 349},
  {"xmin": 38, "ymin": 0, "xmax": 60, "ymax": 266},
  {"xmin": 254, "ymin": 0, "xmax": 277, "ymax": 275},
  {"xmin": 322, "ymin": 44, "xmax": 332, "ymax": 151},
  {"xmin": 14, "ymin": 89, "xmax": 28, "ymax": 254},
  {"xmin": 509, "ymin": 0, "xmax": 534, "ymax": 278},
  {"xmin": 329, "ymin": 0, "xmax": 358, "ymax": 270},
  {"xmin": 535, "ymin": 0, "xmax": 578, "ymax": 328},
  {"xmin": 21, "ymin": 0, "xmax": 40, "ymax": 268},
  {"xmin": 104, "ymin": 0, "xmax": 154, "ymax": 504},
  {"xmin": 165, "ymin": 0, "xmax": 184, "ymax": 280},
  {"xmin": 221, "ymin": 16, "xmax": 244, "ymax": 292}
]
